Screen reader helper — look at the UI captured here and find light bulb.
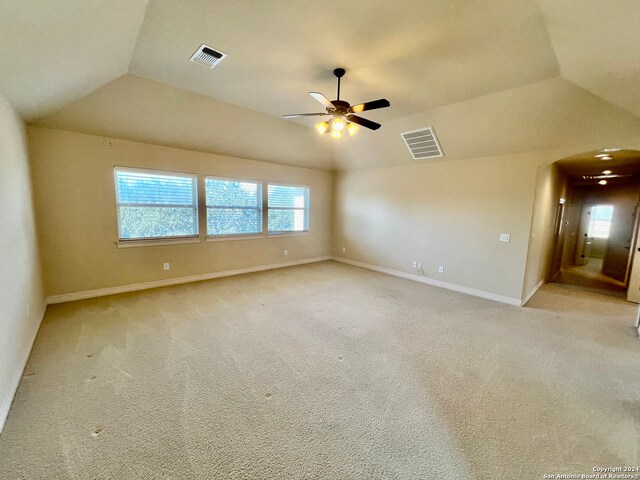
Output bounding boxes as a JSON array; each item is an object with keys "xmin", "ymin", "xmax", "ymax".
[
  {"xmin": 599, "ymin": 180, "xmax": 607, "ymax": 185},
  {"xmin": 347, "ymin": 123, "xmax": 359, "ymax": 136},
  {"xmin": 600, "ymin": 156, "xmax": 612, "ymax": 161},
  {"xmin": 315, "ymin": 122, "xmax": 329, "ymax": 134},
  {"xmin": 332, "ymin": 118, "xmax": 346, "ymax": 131},
  {"xmin": 330, "ymin": 130, "xmax": 342, "ymax": 139},
  {"xmin": 602, "ymin": 170, "xmax": 612, "ymax": 175}
]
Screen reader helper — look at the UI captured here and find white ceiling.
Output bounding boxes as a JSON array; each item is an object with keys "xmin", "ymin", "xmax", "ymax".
[
  {"xmin": 335, "ymin": 77, "xmax": 640, "ymax": 170},
  {"xmin": 129, "ymin": 0, "xmax": 559, "ymax": 122},
  {"xmin": 33, "ymin": 74, "xmax": 335, "ymax": 170},
  {"xmin": 538, "ymin": 0, "xmax": 640, "ymax": 118},
  {"xmin": 2, "ymin": 0, "xmax": 640, "ymax": 170},
  {"xmin": 0, "ymin": 0, "xmax": 149, "ymax": 120},
  {"xmin": 34, "ymin": 76, "xmax": 640, "ymax": 171}
]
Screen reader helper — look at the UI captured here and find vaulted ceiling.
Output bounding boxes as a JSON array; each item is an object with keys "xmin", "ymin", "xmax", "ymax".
[
  {"xmin": 1, "ymin": 0, "xmax": 639, "ymax": 170},
  {"xmin": 0, "ymin": 0, "xmax": 149, "ymax": 120}
]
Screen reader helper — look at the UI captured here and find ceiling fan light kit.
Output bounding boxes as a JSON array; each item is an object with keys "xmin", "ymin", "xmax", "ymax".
[{"xmin": 283, "ymin": 68, "xmax": 390, "ymax": 139}]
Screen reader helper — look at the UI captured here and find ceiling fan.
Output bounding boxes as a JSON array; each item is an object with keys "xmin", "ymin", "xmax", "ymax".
[{"xmin": 283, "ymin": 68, "xmax": 390, "ymax": 138}]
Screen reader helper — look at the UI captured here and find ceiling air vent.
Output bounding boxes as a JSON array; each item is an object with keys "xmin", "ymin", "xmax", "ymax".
[
  {"xmin": 190, "ymin": 44, "xmax": 226, "ymax": 69},
  {"xmin": 401, "ymin": 127, "xmax": 443, "ymax": 160}
]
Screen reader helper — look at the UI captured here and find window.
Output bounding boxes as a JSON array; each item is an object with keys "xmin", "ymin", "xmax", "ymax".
[
  {"xmin": 268, "ymin": 184, "xmax": 309, "ymax": 233},
  {"xmin": 206, "ymin": 177, "xmax": 263, "ymax": 237},
  {"xmin": 588, "ymin": 204, "xmax": 614, "ymax": 239},
  {"xmin": 114, "ymin": 167, "xmax": 198, "ymax": 240}
]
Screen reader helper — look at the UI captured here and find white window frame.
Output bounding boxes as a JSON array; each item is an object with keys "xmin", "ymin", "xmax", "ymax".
[
  {"xmin": 205, "ymin": 175, "xmax": 265, "ymax": 241},
  {"xmin": 114, "ymin": 166, "xmax": 199, "ymax": 246},
  {"xmin": 267, "ymin": 182, "xmax": 310, "ymax": 236}
]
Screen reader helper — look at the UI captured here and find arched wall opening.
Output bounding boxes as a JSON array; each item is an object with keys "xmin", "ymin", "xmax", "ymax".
[{"xmin": 522, "ymin": 149, "xmax": 640, "ymax": 304}]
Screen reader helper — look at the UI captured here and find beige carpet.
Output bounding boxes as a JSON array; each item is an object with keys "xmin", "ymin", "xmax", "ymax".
[
  {"xmin": 0, "ymin": 261, "xmax": 638, "ymax": 479},
  {"xmin": 553, "ymin": 258, "xmax": 627, "ymax": 297}
]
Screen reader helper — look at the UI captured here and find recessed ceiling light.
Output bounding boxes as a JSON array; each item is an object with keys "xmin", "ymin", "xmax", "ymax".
[
  {"xmin": 602, "ymin": 170, "xmax": 612, "ymax": 175},
  {"xmin": 602, "ymin": 148, "xmax": 622, "ymax": 152},
  {"xmin": 599, "ymin": 180, "xmax": 608, "ymax": 185},
  {"xmin": 595, "ymin": 154, "xmax": 608, "ymax": 158},
  {"xmin": 600, "ymin": 156, "xmax": 612, "ymax": 161}
]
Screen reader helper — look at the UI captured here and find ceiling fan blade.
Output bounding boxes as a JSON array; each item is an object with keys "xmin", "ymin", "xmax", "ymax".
[
  {"xmin": 347, "ymin": 115, "xmax": 381, "ymax": 130},
  {"xmin": 282, "ymin": 113, "xmax": 330, "ymax": 118},
  {"xmin": 350, "ymin": 99, "xmax": 390, "ymax": 113},
  {"xmin": 309, "ymin": 92, "xmax": 335, "ymax": 110}
]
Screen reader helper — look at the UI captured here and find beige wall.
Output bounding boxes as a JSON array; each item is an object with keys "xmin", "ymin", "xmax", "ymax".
[
  {"xmin": 0, "ymin": 95, "xmax": 45, "ymax": 430},
  {"xmin": 332, "ymin": 151, "xmax": 565, "ymax": 302},
  {"xmin": 583, "ymin": 184, "xmax": 639, "ymax": 279},
  {"xmin": 521, "ymin": 163, "xmax": 568, "ymax": 298},
  {"xmin": 332, "ymin": 145, "xmax": 640, "ymax": 303},
  {"xmin": 562, "ymin": 187, "xmax": 586, "ymax": 265},
  {"xmin": 589, "ymin": 238, "xmax": 608, "ymax": 259},
  {"xmin": 28, "ymin": 127, "xmax": 333, "ymax": 297}
]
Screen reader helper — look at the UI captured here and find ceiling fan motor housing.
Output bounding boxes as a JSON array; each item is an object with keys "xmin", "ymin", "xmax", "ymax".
[{"xmin": 330, "ymin": 100, "xmax": 350, "ymax": 115}]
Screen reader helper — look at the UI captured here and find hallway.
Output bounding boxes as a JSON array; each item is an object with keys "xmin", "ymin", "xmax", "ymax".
[{"xmin": 552, "ymin": 258, "xmax": 626, "ymax": 298}]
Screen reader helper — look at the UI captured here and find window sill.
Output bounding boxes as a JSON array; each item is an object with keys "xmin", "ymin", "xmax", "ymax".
[
  {"xmin": 206, "ymin": 234, "xmax": 264, "ymax": 242},
  {"xmin": 116, "ymin": 237, "xmax": 201, "ymax": 248},
  {"xmin": 268, "ymin": 231, "xmax": 310, "ymax": 238}
]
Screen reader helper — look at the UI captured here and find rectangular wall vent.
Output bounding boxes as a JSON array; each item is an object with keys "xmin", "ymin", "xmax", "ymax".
[
  {"xmin": 190, "ymin": 44, "xmax": 226, "ymax": 69},
  {"xmin": 401, "ymin": 127, "xmax": 443, "ymax": 160}
]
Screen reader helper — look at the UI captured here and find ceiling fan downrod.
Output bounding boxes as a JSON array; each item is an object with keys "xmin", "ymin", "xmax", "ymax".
[{"xmin": 334, "ymin": 68, "xmax": 345, "ymax": 101}]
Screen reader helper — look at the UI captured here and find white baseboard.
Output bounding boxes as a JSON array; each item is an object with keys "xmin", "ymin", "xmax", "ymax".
[
  {"xmin": 521, "ymin": 280, "xmax": 544, "ymax": 306},
  {"xmin": 332, "ymin": 256, "xmax": 522, "ymax": 306},
  {"xmin": 0, "ymin": 302, "xmax": 47, "ymax": 435},
  {"xmin": 46, "ymin": 256, "xmax": 332, "ymax": 304}
]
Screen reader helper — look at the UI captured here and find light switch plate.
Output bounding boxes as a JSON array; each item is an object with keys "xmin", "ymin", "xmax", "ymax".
[{"xmin": 499, "ymin": 233, "xmax": 510, "ymax": 242}]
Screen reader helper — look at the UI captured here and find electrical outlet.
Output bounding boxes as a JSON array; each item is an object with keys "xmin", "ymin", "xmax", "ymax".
[
  {"xmin": 499, "ymin": 233, "xmax": 510, "ymax": 242},
  {"xmin": 163, "ymin": 263, "xmax": 170, "ymax": 271},
  {"xmin": 342, "ymin": 247, "xmax": 346, "ymax": 254},
  {"xmin": 412, "ymin": 261, "xmax": 418, "ymax": 268},
  {"xmin": 283, "ymin": 250, "xmax": 288, "ymax": 256},
  {"xmin": 417, "ymin": 262, "xmax": 422, "ymax": 269},
  {"xmin": 438, "ymin": 266, "xmax": 444, "ymax": 274}
]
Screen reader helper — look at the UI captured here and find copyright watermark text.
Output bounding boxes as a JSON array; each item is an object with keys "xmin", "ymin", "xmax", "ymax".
[{"xmin": 543, "ymin": 467, "xmax": 640, "ymax": 479}]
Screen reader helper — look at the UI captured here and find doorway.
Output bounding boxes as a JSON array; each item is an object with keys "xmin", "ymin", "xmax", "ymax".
[
  {"xmin": 523, "ymin": 149, "xmax": 640, "ymax": 303},
  {"xmin": 551, "ymin": 173, "xmax": 640, "ymax": 299},
  {"xmin": 554, "ymin": 203, "xmax": 627, "ymax": 296},
  {"xmin": 524, "ymin": 149, "xmax": 640, "ymax": 305},
  {"xmin": 553, "ymin": 185, "xmax": 639, "ymax": 299}
]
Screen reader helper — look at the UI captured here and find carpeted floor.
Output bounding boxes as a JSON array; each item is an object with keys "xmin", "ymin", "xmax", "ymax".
[
  {"xmin": 0, "ymin": 261, "xmax": 638, "ymax": 479},
  {"xmin": 553, "ymin": 258, "xmax": 627, "ymax": 298}
]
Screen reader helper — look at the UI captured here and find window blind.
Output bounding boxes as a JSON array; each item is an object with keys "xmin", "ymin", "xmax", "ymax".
[
  {"xmin": 114, "ymin": 168, "xmax": 198, "ymax": 240},
  {"xmin": 268, "ymin": 184, "xmax": 310, "ymax": 233},
  {"xmin": 206, "ymin": 178, "xmax": 263, "ymax": 236}
]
